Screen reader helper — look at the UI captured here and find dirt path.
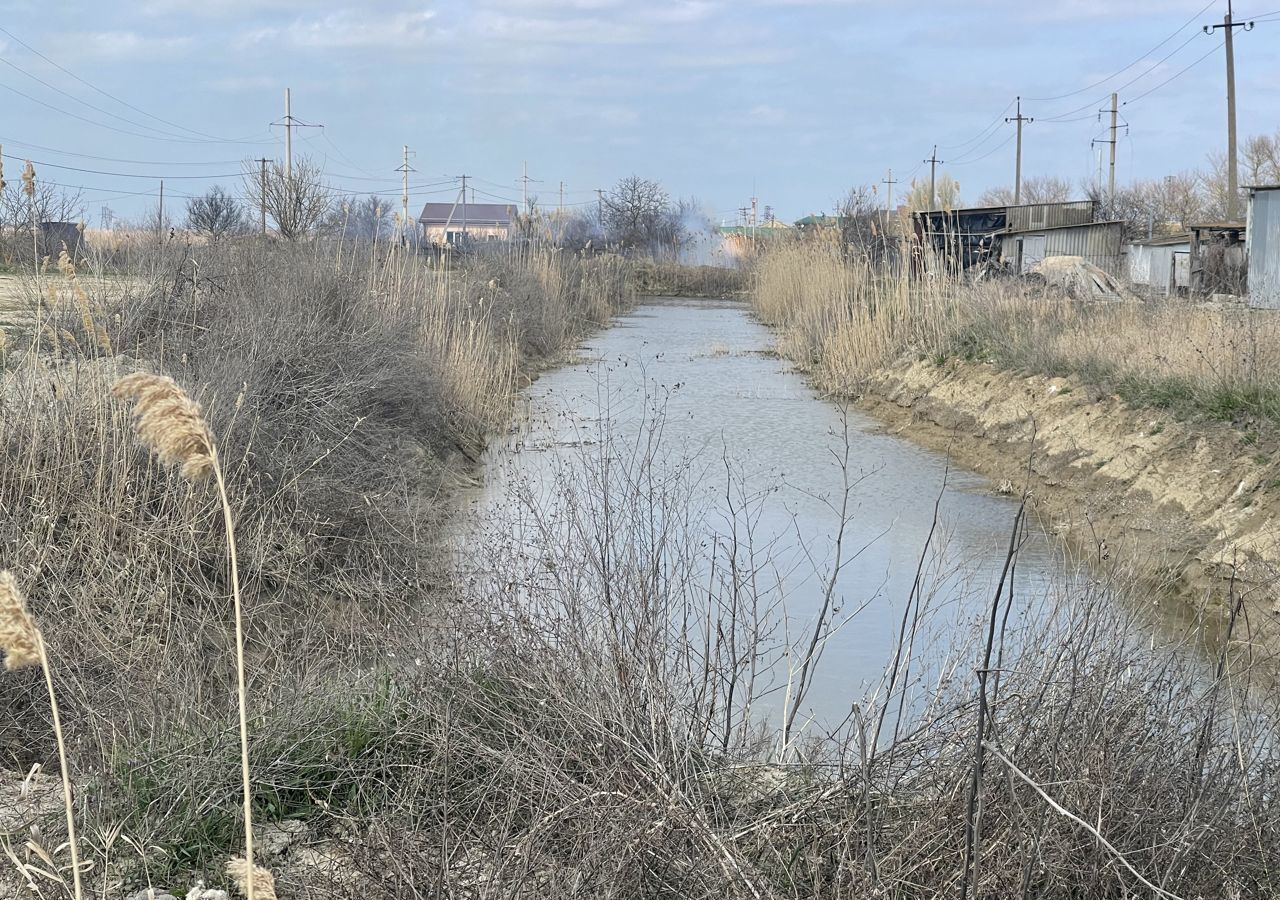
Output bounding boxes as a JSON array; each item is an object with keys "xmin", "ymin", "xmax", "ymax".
[{"xmin": 855, "ymin": 358, "xmax": 1280, "ymax": 663}]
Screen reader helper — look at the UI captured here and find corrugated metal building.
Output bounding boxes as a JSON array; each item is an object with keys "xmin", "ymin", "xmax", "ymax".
[
  {"xmin": 1246, "ymin": 185, "xmax": 1280, "ymax": 307},
  {"xmin": 1127, "ymin": 233, "xmax": 1191, "ymax": 295},
  {"xmin": 1006, "ymin": 200, "xmax": 1095, "ymax": 232},
  {"xmin": 912, "ymin": 200, "xmax": 1097, "ymax": 273},
  {"xmin": 1000, "ymin": 220, "xmax": 1125, "ymax": 274}
]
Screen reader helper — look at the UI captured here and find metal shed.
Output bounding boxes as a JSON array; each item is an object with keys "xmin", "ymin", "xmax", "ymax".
[
  {"xmin": 1247, "ymin": 185, "xmax": 1280, "ymax": 307},
  {"xmin": 1006, "ymin": 200, "xmax": 1095, "ymax": 232},
  {"xmin": 1127, "ymin": 233, "xmax": 1191, "ymax": 295},
  {"xmin": 1000, "ymin": 220, "xmax": 1125, "ymax": 274}
]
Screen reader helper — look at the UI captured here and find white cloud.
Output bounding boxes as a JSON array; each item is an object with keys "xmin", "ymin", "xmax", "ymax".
[
  {"xmin": 49, "ymin": 30, "xmax": 193, "ymax": 62},
  {"xmin": 238, "ymin": 8, "xmax": 438, "ymax": 49}
]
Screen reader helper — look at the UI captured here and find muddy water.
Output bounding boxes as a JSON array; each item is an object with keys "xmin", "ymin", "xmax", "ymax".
[{"xmin": 462, "ymin": 298, "xmax": 1079, "ymax": 728}]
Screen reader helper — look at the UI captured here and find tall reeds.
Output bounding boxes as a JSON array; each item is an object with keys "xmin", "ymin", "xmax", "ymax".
[
  {"xmin": 0, "ymin": 571, "xmax": 82, "ymax": 900},
  {"xmin": 112, "ymin": 373, "xmax": 260, "ymax": 900},
  {"xmin": 753, "ymin": 238, "xmax": 1280, "ymax": 422}
]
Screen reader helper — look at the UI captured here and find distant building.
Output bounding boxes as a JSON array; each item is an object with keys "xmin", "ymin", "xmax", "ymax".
[
  {"xmin": 418, "ymin": 201, "xmax": 515, "ymax": 245},
  {"xmin": 1188, "ymin": 221, "xmax": 1247, "ymax": 296},
  {"xmin": 1000, "ymin": 220, "xmax": 1125, "ymax": 275},
  {"xmin": 912, "ymin": 200, "xmax": 1108, "ymax": 273},
  {"xmin": 1246, "ymin": 185, "xmax": 1280, "ymax": 307},
  {"xmin": 1127, "ymin": 233, "xmax": 1191, "ymax": 296}
]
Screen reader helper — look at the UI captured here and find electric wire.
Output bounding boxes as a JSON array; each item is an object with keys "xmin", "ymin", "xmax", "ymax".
[
  {"xmin": 0, "ymin": 25, "xmax": 238, "ymax": 143},
  {"xmin": 1025, "ymin": 0, "xmax": 1215, "ymax": 102}
]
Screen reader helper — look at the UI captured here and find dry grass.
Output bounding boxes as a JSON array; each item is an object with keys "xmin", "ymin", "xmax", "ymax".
[
  {"xmin": 3, "ymin": 232, "xmax": 1275, "ymax": 898},
  {"xmin": 0, "ymin": 237, "xmax": 633, "ymax": 895},
  {"xmin": 753, "ymin": 237, "xmax": 1280, "ymax": 423}
]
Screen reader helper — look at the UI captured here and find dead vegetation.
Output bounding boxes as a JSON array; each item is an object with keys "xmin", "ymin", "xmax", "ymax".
[
  {"xmin": 753, "ymin": 236, "xmax": 1280, "ymax": 426},
  {"xmin": 0, "ymin": 233, "xmax": 1276, "ymax": 898}
]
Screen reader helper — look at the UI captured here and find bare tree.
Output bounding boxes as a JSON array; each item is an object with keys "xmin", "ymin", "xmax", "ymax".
[
  {"xmin": 186, "ymin": 185, "xmax": 247, "ymax": 239},
  {"xmin": 601, "ymin": 176, "xmax": 671, "ymax": 249},
  {"xmin": 242, "ymin": 156, "xmax": 334, "ymax": 240},
  {"xmin": 976, "ymin": 176, "xmax": 1074, "ymax": 207},
  {"xmin": 837, "ymin": 184, "xmax": 896, "ymax": 260},
  {"xmin": 327, "ymin": 194, "xmax": 393, "ymax": 242},
  {"xmin": 905, "ymin": 174, "xmax": 960, "ymax": 212}
]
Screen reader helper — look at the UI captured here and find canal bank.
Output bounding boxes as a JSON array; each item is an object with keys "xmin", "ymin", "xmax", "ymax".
[{"xmin": 851, "ymin": 356, "xmax": 1280, "ymax": 663}]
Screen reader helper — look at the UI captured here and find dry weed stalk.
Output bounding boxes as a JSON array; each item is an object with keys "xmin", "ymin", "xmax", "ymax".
[
  {"xmin": 112, "ymin": 372, "xmax": 259, "ymax": 900},
  {"xmin": 0, "ymin": 571, "xmax": 83, "ymax": 900}
]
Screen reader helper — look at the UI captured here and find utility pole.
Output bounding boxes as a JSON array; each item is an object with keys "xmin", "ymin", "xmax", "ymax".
[
  {"xmin": 559, "ymin": 181, "xmax": 564, "ymax": 215},
  {"xmin": 751, "ymin": 195, "xmax": 758, "ymax": 245},
  {"xmin": 271, "ymin": 88, "xmax": 320, "ymax": 181},
  {"xmin": 157, "ymin": 180, "xmax": 164, "ymax": 242},
  {"xmin": 396, "ymin": 145, "xmax": 416, "ymax": 245},
  {"xmin": 881, "ymin": 168, "xmax": 897, "ymax": 212},
  {"xmin": 596, "ymin": 189, "xmax": 605, "ymax": 226},
  {"xmin": 1205, "ymin": 1, "xmax": 1255, "ymax": 222},
  {"xmin": 1107, "ymin": 92, "xmax": 1118, "ymax": 207},
  {"xmin": 923, "ymin": 146, "xmax": 943, "ymax": 210},
  {"xmin": 284, "ymin": 88, "xmax": 292, "ymax": 179},
  {"xmin": 256, "ymin": 157, "xmax": 269, "ymax": 235},
  {"xmin": 460, "ymin": 174, "xmax": 468, "ymax": 237},
  {"xmin": 1005, "ymin": 96, "xmax": 1033, "ymax": 205},
  {"xmin": 519, "ymin": 161, "xmax": 540, "ymax": 212}
]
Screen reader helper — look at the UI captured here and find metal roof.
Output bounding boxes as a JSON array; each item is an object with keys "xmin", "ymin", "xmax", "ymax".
[
  {"xmin": 1003, "ymin": 219, "xmax": 1124, "ymax": 235},
  {"xmin": 1129, "ymin": 232, "xmax": 1192, "ymax": 247},
  {"xmin": 418, "ymin": 202, "xmax": 515, "ymax": 225}
]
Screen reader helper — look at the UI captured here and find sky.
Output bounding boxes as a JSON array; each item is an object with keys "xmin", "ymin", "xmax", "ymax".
[{"xmin": 0, "ymin": 0, "xmax": 1276, "ymax": 226}]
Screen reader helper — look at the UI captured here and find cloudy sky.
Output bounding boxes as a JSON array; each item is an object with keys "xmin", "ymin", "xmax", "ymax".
[{"xmin": 0, "ymin": 0, "xmax": 1276, "ymax": 224}]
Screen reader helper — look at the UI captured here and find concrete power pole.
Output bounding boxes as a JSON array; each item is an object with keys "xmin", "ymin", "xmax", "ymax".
[
  {"xmin": 460, "ymin": 175, "xmax": 468, "ymax": 237},
  {"xmin": 1005, "ymin": 97, "xmax": 1033, "ymax": 205},
  {"xmin": 284, "ymin": 88, "xmax": 292, "ymax": 180},
  {"xmin": 596, "ymin": 189, "xmax": 605, "ymax": 227},
  {"xmin": 1205, "ymin": 1, "xmax": 1255, "ymax": 222},
  {"xmin": 1108, "ymin": 93, "xmax": 1118, "ymax": 207},
  {"xmin": 923, "ymin": 146, "xmax": 943, "ymax": 210},
  {"xmin": 397, "ymin": 145, "xmax": 416, "ymax": 245},
  {"xmin": 157, "ymin": 180, "xmax": 164, "ymax": 241},
  {"xmin": 881, "ymin": 168, "xmax": 897, "ymax": 212}
]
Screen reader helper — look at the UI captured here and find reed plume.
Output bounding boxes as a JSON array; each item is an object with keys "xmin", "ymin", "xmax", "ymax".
[
  {"xmin": 0, "ymin": 570, "xmax": 40, "ymax": 671},
  {"xmin": 0, "ymin": 571, "xmax": 82, "ymax": 899},
  {"xmin": 113, "ymin": 371, "xmax": 257, "ymax": 899},
  {"xmin": 225, "ymin": 857, "xmax": 277, "ymax": 900},
  {"xmin": 112, "ymin": 373, "xmax": 216, "ymax": 481},
  {"xmin": 21, "ymin": 160, "xmax": 34, "ymax": 198}
]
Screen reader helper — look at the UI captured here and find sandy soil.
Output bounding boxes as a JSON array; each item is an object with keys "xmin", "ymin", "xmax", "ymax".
[{"xmin": 856, "ymin": 358, "xmax": 1280, "ymax": 663}]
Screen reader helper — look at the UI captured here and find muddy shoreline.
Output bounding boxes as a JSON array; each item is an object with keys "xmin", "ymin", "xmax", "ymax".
[{"xmin": 850, "ymin": 358, "xmax": 1280, "ymax": 663}]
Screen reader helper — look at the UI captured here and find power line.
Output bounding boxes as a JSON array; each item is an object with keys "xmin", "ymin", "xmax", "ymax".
[
  {"xmin": 1039, "ymin": 30, "xmax": 1202, "ymax": 122},
  {"xmin": 948, "ymin": 133, "xmax": 1015, "ymax": 167},
  {"xmin": 1025, "ymin": 0, "xmax": 1216, "ymax": 102},
  {"xmin": 0, "ymin": 136, "xmax": 242, "ymax": 166},
  {"xmin": 0, "ymin": 25, "xmax": 238, "ymax": 143},
  {"xmin": 1, "ymin": 153, "xmax": 241, "ymax": 179},
  {"xmin": 0, "ymin": 53, "xmax": 218, "ymax": 143},
  {"xmin": 1123, "ymin": 38, "xmax": 1224, "ymax": 106},
  {"xmin": 0, "ymin": 77, "xmax": 275, "ymax": 145},
  {"xmin": 937, "ymin": 100, "xmax": 1015, "ymax": 152}
]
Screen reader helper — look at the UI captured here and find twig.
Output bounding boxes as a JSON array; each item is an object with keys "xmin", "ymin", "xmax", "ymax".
[{"xmin": 983, "ymin": 742, "xmax": 1189, "ymax": 900}]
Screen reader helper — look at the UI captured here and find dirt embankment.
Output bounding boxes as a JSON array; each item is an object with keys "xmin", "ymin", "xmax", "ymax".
[{"xmin": 857, "ymin": 358, "xmax": 1280, "ymax": 658}]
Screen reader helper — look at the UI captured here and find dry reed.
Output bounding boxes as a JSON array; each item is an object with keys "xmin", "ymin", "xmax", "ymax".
[
  {"xmin": 225, "ymin": 857, "xmax": 277, "ymax": 900},
  {"xmin": 0, "ymin": 570, "xmax": 82, "ymax": 900},
  {"xmin": 113, "ymin": 372, "xmax": 256, "ymax": 900}
]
